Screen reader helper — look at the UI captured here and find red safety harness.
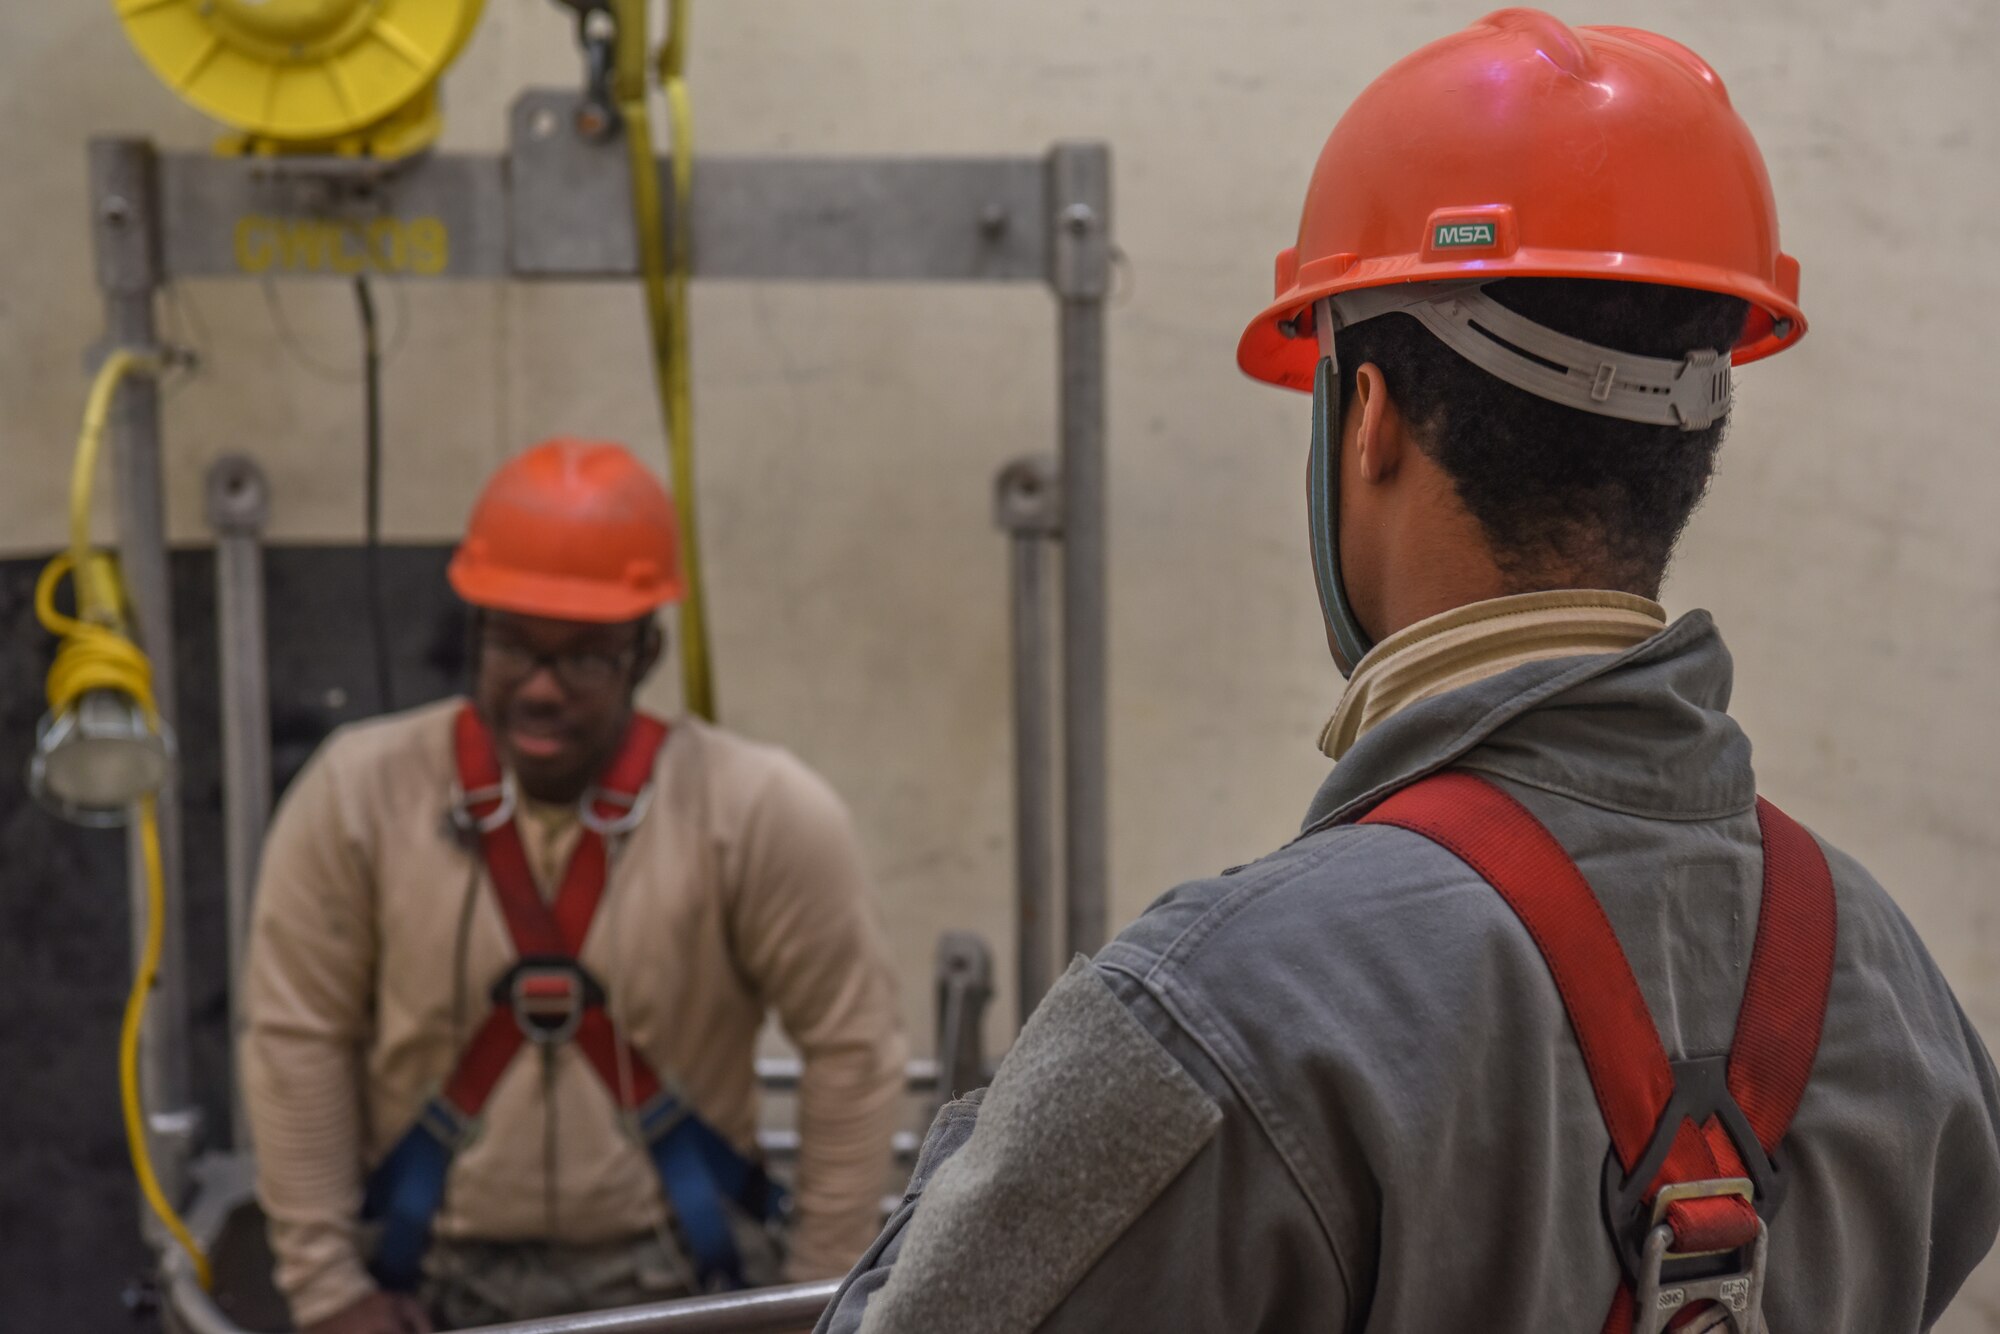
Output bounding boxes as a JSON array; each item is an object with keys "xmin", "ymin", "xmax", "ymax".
[
  {"xmin": 364, "ymin": 705, "xmax": 781, "ymax": 1294},
  {"xmin": 1360, "ymin": 771, "xmax": 1836, "ymax": 1333},
  {"xmin": 443, "ymin": 703, "xmax": 676, "ymax": 1116}
]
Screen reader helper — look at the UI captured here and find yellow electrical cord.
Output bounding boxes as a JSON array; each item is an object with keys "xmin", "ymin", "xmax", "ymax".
[
  {"xmin": 35, "ymin": 555, "xmax": 156, "ymax": 728},
  {"xmin": 72, "ymin": 351, "xmax": 158, "ymax": 572},
  {"xmin": 125, "ymin": 797, "xmax": 213, "ymax": 1291},
  {"xmin": 40, "ymin": 353, "xmax": 213, "ymax": 1290},
  {"xmin": 612, "ymin": 0, "xmax": 714, "ymax": 720}
]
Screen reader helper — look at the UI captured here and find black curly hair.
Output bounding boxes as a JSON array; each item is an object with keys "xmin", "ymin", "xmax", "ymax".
[{"xmin": 1334, "ymin": 277, "xmax": 1749, "ymax": 598}]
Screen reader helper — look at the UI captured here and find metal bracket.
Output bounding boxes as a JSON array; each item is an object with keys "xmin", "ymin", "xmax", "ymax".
[
  {"xmin": 1048, "ymin": 142, "xmax": 1111, "ymax": 300},
  {"xmin": 994, "ymin": 455, "xmax": 1062, "ymax": 537},
  {"xmin": 90, "ymin": 139, "xmax": 161, "ymax": 297},
  {"xmin": 203, "ymin": 455, "xmax": 271, "ymax": 537},
  {"xmin": 509, "ymin": 88, "xmax": 641, "ymax": 277},
  {"xmin": 933, "ymin": 931, "xmax": 995, "ymax": 1114}
]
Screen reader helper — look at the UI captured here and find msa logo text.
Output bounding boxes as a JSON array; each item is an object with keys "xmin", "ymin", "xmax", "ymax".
[{"xmin": 1432, "ymin": 221, "xmax": 1496, "ymax": 248}]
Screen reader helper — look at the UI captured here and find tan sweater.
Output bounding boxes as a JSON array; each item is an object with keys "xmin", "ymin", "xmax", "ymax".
[{"xmin": 241, "ymin": 701, "xmax": 907, "ymax": 1326}]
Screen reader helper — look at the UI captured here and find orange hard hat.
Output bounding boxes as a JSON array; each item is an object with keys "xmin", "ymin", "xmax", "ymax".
[
  {"xmin": 1239, "ymin": 8, "xmax": 1806, "ymax": 393},
  {"xmin": 448, "ymin": 439, "xmax": 683, "ymax": 622}
]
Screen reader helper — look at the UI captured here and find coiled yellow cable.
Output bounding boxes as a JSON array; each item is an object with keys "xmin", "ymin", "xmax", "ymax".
[
  {"xmin": 42, "ymin": 352, "xmax": 212, "ymax": 1289},
  {"xmin": 36, "ymin": 555, "xmax": 156, "ymax": 721}
]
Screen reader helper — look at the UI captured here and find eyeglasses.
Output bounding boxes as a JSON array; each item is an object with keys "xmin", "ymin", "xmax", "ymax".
[{"xmin": 477, "ymin": 635, "xmax": 637, "ymax": 694}]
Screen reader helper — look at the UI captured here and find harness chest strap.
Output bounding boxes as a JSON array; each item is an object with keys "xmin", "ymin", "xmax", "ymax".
[
  {"xmin": 362, "ymin": 705, "xmax": 784, "ymax": 1295},
  {"xmin": 1360, "ymin": 771, "xmax": 1836, "ymax": 1333}
]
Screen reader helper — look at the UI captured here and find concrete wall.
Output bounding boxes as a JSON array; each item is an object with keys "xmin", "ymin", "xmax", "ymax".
[{"xmin": 4, "ymin": 0, "xmax": 1997, "ymax": 1323}]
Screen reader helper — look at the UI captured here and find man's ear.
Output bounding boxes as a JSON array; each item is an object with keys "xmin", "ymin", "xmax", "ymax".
[
  {"xmin": 634, "ymin": 617, "xmax": 666, "ymax": 686},
  {"xmin": 1352, "ymin": 362, "xmax": 1405, "ymax": 485}
]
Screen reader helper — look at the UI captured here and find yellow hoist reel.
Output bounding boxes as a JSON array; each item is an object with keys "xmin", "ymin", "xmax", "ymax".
[{"xmin": 113, "ymin": 0, "xmax": 485, "ymax": 157}]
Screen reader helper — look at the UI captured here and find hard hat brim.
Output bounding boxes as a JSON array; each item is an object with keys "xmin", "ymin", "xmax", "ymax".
[
  {"xmin": 448, "ymin": 556, "xmax": 683, "ymax": 624},
  {"xmin": 1239, "ymin": 249, "xmax": 1807, "ymax": 394}
]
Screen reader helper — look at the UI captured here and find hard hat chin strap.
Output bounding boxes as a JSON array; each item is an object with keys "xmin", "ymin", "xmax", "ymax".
[
  {"xmin": 1320, "ymin": 282, "xmax": 1732, "ymax": 431},
  {"xmin": 1308, "ymin": 323, "xmax": 1375, "ymax": 675}
]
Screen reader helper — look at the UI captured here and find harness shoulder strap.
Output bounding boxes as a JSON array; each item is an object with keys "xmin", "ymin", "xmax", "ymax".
[
  {"xmin": 1359, "ymin": 770, "xmax": 1836, "ymax": 1332},
  {"xmin": 1730, "ymin": 798, "xmax": 1838, "ymax": 1151}
]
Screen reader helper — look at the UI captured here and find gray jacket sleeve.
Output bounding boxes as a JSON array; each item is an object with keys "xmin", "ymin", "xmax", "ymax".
[
  {"xmin": 1923, "ymin": 996, "xmax": 2000, "ymax": 1329},
  {"xmin": 815, "ymin": 959, "xmax": 1348, "ymax": 1334}
]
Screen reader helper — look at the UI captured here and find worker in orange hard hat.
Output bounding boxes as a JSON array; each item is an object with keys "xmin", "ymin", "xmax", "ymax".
[
  {"xmin": 241, "ymin": 439, "xmax": 907, "ymax": 1334},
  {"xmin": 819, "ymin": 11, "xmax": 1998, "ymax": 1333}
]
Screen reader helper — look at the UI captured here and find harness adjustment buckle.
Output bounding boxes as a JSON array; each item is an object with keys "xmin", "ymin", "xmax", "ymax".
[
  {"xmin": 1633, "ymin": 1212, "xmax": 1768, "ymax": 1334},
  {"xmin": 448, "ymin": 775, "xmax": 517, "ymax": 836},
  {"xmin": 414, "ymin": 1093, "xmax": 481, "ymax": 1152},
  {"xmin": 1602, "ymin": 1056, "xmax": 1789, "ymax": 1279},
  {"xmin": 635, "ymin": 1089, "xmax": 693, "ymax": 1146},
  {"xmin": 579, "ymin": 780, "xmax": 653, "ymax": 836},
  {"xmin": 492, "ymin": 955, "xmax": 606, "ymax": 1046}
]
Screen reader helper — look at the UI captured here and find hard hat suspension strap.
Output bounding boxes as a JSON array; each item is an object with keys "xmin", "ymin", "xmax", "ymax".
[{"xmin": 1324, "ymin": 283, "xmax": 1734, "ymax": 431}]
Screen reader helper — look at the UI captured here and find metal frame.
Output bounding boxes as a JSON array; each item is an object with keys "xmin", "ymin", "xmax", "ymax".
[
  {"xmin": 993, "ymin": 457, "xmax": 1060, "ymax": 1022},
  {"xmin": 91, "ymin": 136, "xmax": 203, "ymax": 1210},
  {"xmin": 204, "ymin": 456, "xmax": 272, "ymax": 1152},
  {"xmin": 89, "ymin": 88, "xmax": 1110, "ymax": 1334}
]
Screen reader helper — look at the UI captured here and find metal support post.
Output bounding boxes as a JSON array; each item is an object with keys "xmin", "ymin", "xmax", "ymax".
[
  {"xmin": 933, "ymin": 932, "xmax": 994, "ymax": 1115},
  {"xmin": 1048, "ymin": 143, "xmax": 1112, "ymax": 961},
  {"xmin": 205, "ymin": 457, "xmax": 273, "ymax": 1150},
  {"xmin": 994, "ymin": 458, "xmax": 1062, "ymax": 1023},
  {"xmin": 90, "ymin": 137, "xmax": 201, "ymax": 1195}
]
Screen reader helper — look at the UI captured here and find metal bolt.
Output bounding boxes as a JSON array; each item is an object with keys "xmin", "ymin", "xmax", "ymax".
[
  {"xmin": 979, "ymin": 203, "xmax": 1010, "ymax": 239},
  {"xmin": 1060, "ymin": 202, "xmax": 1096, "ymax": 235},
  {"xmin": 101, "ymin": 195, "xmax": 132, "ymax": 226},
  {"xmin": 995, "ymin": 456, "xmax": 1061, "ymax": 534},
  {"xmin": 207, "ymin": 455, "xmax": 270, "ymax": 532},
  {"xmin": 323, "ymin": 687, "xmax": 349, "ymax": 711}
]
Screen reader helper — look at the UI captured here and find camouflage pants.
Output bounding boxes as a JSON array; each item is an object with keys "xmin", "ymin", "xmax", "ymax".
[{"xmin": 421, "ymin": 1223, "xmax": 784, "ymax": 1330}]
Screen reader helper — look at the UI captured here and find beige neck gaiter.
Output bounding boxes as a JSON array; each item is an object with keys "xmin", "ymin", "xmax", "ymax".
[{"xmin": 1320, "ymin": 589, "xmax": 1667, "ymax": 761}]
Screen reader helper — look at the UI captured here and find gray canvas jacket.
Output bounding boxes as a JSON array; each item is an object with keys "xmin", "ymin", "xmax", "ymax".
[{"xmin": 818, "ymin": 612, "xmax": 2000, "ymax": 1333}]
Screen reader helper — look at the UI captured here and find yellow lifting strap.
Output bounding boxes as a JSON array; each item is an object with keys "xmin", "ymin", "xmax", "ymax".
[{"xmin": 611, "ymin": 0, "xmax": 714, "ymax": 720}]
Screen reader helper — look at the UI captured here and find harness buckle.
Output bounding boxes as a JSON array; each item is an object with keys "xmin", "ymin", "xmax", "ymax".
[
  {"xmin": 415, "ymin": 1093, "xmax": 481, "ymax": 1152},
  {"xmin": 579, "ymin": 781, "xmax": 652, "ymax": 836},
  {"xmin": 448, "ymin": 775, "xmax": 517, "ymax": 835},
  {"xmin": 1602, "ymin": 1056, "xmax": 1789, "ymax": 1279},
  {"xmin": 1632, "ymin": 1210, "xmax": 1768, "ymax": 1334},
  {"xmin": 634, "ymin": 1088, "xmax": 693, "ymax": 1146},
  {"xmin": 492, "ymin": 955, "xmax": 606, "ymax": 1046}
]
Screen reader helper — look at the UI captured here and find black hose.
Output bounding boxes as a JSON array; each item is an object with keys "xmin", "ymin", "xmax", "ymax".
[{"xmin": 354, "ymin": 276, "xmax": 396, "ymax": 713}]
